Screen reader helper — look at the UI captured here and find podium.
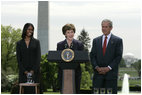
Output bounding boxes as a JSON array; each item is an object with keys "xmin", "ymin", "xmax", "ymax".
[{"xmin": 47, "ymin": 50, "xmax": 89, "ymax": 94}]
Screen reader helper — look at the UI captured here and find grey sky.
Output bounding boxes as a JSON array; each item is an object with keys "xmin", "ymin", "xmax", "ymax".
[{"xmin": 1, "ymin": 0, "xmax": 141, "ymax": 59}]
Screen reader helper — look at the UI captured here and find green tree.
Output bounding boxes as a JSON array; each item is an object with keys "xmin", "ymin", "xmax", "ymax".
[
  {"xmin": 132, "ymin": 60, "xmax": 141, "ymax": 77},
  {"xmin": 46, "ymin": 62, "xmax": 58, "ymax": 92},
  {"xmin": 40, "ymin": 54, "xmax": 48, "ymax": 92},
  {"xmin": 77, "ymin": 29, "xmax": 91, "ymax": 52},
  {"xmin": 1, "ymin": 25, "xmax": 21, "ymax": 92},
  {"xmin": 1, "ymin": 25, "xmax": 21, "ymax": 74},
  {"xmin": 119, "ymin": 58, "xmax": 126, "ymax": 67},
  {"xmin": 77, "ymin": 29, "xmax": 93, "ymax": 74},
  {"xmin": 40, "ymin": 54, "xmax": 58, "ymax": 92},
  {"xmin": 80, "ymin": 64, "xmax": 92, "ymax": 89},
  {"xmin": 1, "ymin": 69, "xmax": 10, "ymax": 92},
  {"xmin": 77, "ymin": 29, "xmax": 93, "ymax": 89}
]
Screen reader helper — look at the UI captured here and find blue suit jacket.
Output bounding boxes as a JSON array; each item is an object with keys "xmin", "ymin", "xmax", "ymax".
[
  {"xmin": 57, "ymin": 39, "xmax": 84, "ymax": 69},
  {"xmin": 57, "ymin": 39, "xmax": 84, "ymax": 51},
  {"xmin": 90, "ymin": 34, "xmax": 123, "ymax": 79}
]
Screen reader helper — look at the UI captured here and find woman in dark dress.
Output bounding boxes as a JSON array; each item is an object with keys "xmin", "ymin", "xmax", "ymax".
[
  {"xmin": 16, "ymin": 23, "xmax": 41, "ymax": 93},
  {"xmin": 57, "ymin": 24, "xmax": 84, "ymax": 94}
]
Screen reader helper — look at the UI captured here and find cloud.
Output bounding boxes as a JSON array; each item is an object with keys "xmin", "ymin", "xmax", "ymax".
[
  {"xmin": 1, "ymin": 1, "xmax": 141, "ymax": 58},
  {"xmin": 49, "ymin": 1, "xmax": 141, "ymax": 59},
  {"xmin": 1, "ymin": 1, "xmax": 38, "ymax": 37},
  {"xmin": 49, "ymin": 1, "xmax": 140, "ymax": 18},
  {"xmin": 2, "ymin": 1, "xmax": 37, "ymax": 16}
]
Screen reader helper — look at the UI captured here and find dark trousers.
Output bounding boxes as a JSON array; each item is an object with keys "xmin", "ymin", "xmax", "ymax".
[{"xmin": 93, "ymin": 75, "xmax": 117, "ymax": 94}]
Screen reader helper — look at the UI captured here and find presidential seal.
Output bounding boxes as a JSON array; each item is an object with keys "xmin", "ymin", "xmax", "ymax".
[{"xmin": 61, "ymin": 49, "xmax": 74, "ymax": 62}]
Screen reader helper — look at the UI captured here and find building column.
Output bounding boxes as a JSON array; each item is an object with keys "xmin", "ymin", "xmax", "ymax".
[{"xmin": 37, "ymin": 1, "xmax": 49, "ymax": 55}]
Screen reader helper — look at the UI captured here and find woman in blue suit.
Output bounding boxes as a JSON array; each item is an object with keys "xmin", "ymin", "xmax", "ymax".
[{"xmin": 57, "ymin": 24, "xmax": 84, "ymax": 94}]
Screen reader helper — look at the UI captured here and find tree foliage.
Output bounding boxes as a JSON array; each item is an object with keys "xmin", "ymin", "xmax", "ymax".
[
  {"xmin": 1, "ymin": 25, "xmax": 21, "ymax": 73},
  {"xmin": 1, "ymin": 25, "xmax": 21, "ymax": 92},
  {"xmin": 80, "ymin": 64, "xmax": 92, "ymax": 89},
  {"xmin": 132, "ymin": 60, "xmax": 141, "ymax": 77},
  {"xmin": 77, "ymin": 29, "xmax": 91, "ymax": 52},
  {"xmin": 77, "ymin": 29, "xmax": 93, "ymax": 89},
  {"xmin": 40, "ymin": 54, "xmax": 59, "ymax": 92},
  {"xmin": 119, "ymin": 58, "xmax": 126, "ymax": 67},
  {"xmin": 1, "ymin": 69, "xmax": 10, "ymax": 92}
]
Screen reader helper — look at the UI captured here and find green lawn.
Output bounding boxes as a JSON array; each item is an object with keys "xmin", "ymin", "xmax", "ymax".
[
  {"xmin": 43, "ymin": 92, "xmax": 60, "ymax": 94},
  {"xmin": 1, "ymin": 91, "xmax": 60, "ymax": 94},
  {"xmin": 2, "ymin": 91, "xmax": 141, "ymax": 94},
  {"xmin": 1, "ymin": 67, "xmax": 140, "ymax": 94},
  {"xmin": 43, "ymin": 89, "xmax": 60, "ymax": 94},
  {"xmin": 1, "ymin": 92, "xmax": 10, "ymax": 94},
  {"xmin": 118, "ymin": 79, "xmax": 141, "ymax": 87},
  {"xmin": 119, "ymin": 67, "xmax": 139, "ymax": 77},
  {"xmin": 118, "ymin": 67, "xmax": 141, "ymax": 87}
]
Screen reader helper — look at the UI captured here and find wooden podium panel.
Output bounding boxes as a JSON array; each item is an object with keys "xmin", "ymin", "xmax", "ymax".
[{"xmin": 62, "ymin": 69, "xmax": 75, "ymax": 94}]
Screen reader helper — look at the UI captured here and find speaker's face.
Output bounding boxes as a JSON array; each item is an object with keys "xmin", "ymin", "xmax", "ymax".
[{"xmin": 65, "ymin": 29, "xmax": 74, "ymax": 41}]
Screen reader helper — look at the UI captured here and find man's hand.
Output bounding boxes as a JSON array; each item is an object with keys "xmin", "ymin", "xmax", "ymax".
[
  {"xmin": 96, "ymin": 66, "xmax": 101, "ymax": 72},
  {"xmin": 97, "ymin": 67, "xmax": 110, "ymax": 75},
  {"xmin": 96, "ymin": 67, "xmax": 105, "ymax": 74}
]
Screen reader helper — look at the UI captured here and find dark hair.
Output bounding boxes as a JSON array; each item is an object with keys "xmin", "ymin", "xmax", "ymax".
[
  {"xmin": 21, "ymin": 23, "xmax": 34, "ymax": 39},
  {"xmin": 101, "ymin": 19, "xmax": 113, "ymax": 28},
  {"xmin": 62, "ymin": 24, "xmax": 76, "ymax": 35}
]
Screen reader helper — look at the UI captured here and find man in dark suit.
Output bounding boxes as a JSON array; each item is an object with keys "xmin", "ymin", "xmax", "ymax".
[{"xmin": 90, "ymin": 19, "xmax": 123, "ymax": 94}]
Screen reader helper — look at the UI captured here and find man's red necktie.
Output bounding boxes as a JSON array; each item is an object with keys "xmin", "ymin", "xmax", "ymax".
[{"xmin": 103, "ymin": 36, "xmax": 107, "ymax": 56}]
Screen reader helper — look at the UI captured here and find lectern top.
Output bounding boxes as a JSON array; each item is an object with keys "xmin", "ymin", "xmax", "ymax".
[{"xmin": 47, "ymin": 50, "xmax": 89, "ymax": 63}]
